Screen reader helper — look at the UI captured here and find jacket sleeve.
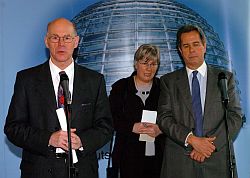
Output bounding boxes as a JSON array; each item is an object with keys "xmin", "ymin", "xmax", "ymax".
[
  {"xmin": 157, "ymin": 76, "xmax": 192, "ymax": 146},
  {"xmin": 4, "ymin": 72, "xmax": 52, "ymax": 156},
  {"xmin": 109, "ymin": 79, "xmax": 136, "ymax": 135},
  {"xmin": 206, "ymin": 72, "xmax": 243, "ymax": 151}
]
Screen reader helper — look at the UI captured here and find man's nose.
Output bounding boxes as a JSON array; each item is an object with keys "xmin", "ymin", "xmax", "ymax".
[
  {"xmin": 58, "ymin": 37, "xmax": 65, "ymax": 45},
  {"xmin": 189, "ymin": 46, "xmax": 195, "ymax": 52}
]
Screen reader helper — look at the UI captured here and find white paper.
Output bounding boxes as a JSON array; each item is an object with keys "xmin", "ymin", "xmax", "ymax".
[
  {"xmin": 56, "ymin": 108, "xmax": 78, "ymax": 163},
  {"xmin": 145, "ymin": 142, "xmax": 155, "ymax": 156},
  {"xmin": 140, "ymin": 134, "xmax": 155, "ymax": 142},
  {"xmin": 139, "ymin": 110, "xmax": 157, "ymax": 142}
]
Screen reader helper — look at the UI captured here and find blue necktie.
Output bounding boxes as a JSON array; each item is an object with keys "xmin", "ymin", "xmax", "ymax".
[{"xmin": 192, "ymin": 71, "xmax": 203, "ymax": 137}]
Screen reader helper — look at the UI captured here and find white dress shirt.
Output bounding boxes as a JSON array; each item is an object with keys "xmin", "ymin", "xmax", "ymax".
[
  {"xmin": 185, "ymin": 61, "xmax": 207, "ymax": 146},
  {"xmin": 49, "ymin": 59, "xmax": 74, "ymax": 104},
  {"xmin": 186, "ymin": 61, "xmax": 207, "ymax": 114}
]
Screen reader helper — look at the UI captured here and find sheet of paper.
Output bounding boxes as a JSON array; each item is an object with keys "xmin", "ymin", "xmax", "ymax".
[
  {"xmin": 56, "ymin": 108, "xmax": 78, "ymax": 163},
  {"xmin": 139, "ymin": 110, "xmax": 157, "ymax": 142},
  {"xmin": 141, "ymin": 110, "xmax": 157, "ymax": 123},
  {"xmin": 145, "ymin": 141, "xmax": 155, "ymax": 156}
]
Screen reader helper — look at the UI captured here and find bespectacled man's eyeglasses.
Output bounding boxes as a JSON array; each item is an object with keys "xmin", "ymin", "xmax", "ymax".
[{"xmin": 48, "ymin": 35, "xmax": 76, "ymax": 43}]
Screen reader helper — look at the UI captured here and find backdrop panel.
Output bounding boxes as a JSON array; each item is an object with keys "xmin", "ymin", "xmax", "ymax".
[{"xmin": 1, "ymin": 0, "xmax": 249, "ymax": 177}]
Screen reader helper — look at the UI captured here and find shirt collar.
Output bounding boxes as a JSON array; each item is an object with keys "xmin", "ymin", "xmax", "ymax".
[
  {"xmin": 49, "ymin": 58, "xmax": 74, "ymax": 81},
  {"xmin": 186, "ymin": 61, "xmax": 207, "ymax": 77}
]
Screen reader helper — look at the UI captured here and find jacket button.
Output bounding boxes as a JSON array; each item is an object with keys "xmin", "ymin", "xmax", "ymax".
[{"xmin": 48, "ymin": 168, "xmax": 52, "ymax": 174}]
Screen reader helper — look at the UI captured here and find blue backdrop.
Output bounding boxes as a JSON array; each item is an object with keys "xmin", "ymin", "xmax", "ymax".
[{"xmin": 1, "ymin": 0, "xmax": 249, "ymax": 177}]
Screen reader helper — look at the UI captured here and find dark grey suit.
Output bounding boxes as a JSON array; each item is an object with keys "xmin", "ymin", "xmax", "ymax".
[
  {"xmin": 4, "ymin": 61, "xmax": 113, "ymax": 178},
  {"xmin": 157, "ymin": 66, "xmax": 242, "ymax": 178}
]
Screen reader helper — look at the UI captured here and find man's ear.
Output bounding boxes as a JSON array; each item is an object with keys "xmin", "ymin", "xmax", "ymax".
[
  {"xmin": 74, "ymin": 36, "xmax": 80, "ymax": 48},
  {"xmin": 203, "ymin": 42, "xmax": 207, "ymax": 53},
  {"xmin": 178, "ymin": 47, "xmax": 183, "ymax": 55},
  {"xmin": 44, "ymin": 37, "xmax": 49, "ymax": 48}
]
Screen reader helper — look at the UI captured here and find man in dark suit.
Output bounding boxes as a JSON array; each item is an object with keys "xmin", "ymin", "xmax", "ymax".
[
  {"xmin": 4, "ymin": 18, "xmax": 113, "ymax": 178},
  {"xmin": 157, "ymin": 25, "xmax": 242, "ymax": 178}
]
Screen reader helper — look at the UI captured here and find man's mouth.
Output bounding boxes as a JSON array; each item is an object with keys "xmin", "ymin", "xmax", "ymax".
[
  {"xmin": 57, "ymin": 50, "xmax": 66, "ymax": 54},
  {"xmin": 189, "ymin": 55, "xmax": 197, "ymax": 58}
]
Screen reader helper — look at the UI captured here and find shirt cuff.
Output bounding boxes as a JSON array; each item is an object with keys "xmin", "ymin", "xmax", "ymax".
[
  {"xmin": 185, "ymin": 132, "xmax": 193, "ymax": 147},
  {"xmin": 79, "ymin": 146, "xmax": 84, "ymax": 151}
]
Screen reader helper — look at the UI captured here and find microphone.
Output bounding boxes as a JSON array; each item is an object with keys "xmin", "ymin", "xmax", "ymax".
[
  {"xmin": 59, "ymin": 71, "xmax": 71, "ymax": 105},
  {"xmin": 218, "ymin": 72, "xmax": 229, "ymax": 106}
]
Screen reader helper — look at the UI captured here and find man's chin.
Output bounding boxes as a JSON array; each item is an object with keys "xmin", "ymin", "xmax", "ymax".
[{"xmin": 55, "ymin": 55, "xmax": 70, "ymax": 62}]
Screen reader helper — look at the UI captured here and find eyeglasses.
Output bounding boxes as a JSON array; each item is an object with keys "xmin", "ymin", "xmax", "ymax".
[
  {"xmin": 48, "ymin": 35, "xmax": 76, "ymax": 43},
  {"xmin": 139, "ymin": 62, "xmax": 159, "ymax": 68}
]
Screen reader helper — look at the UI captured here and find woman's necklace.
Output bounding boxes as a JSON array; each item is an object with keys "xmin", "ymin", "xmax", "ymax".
[{"xmin": 134, "ymin": 76, "xmax": 152, "ymax": 95}]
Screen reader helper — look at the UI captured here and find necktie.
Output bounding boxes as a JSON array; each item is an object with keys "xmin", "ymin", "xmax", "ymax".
[
  {"xmin": 191, "ymin": 71, "xmax": 203, "ymax": 137},
  {"xmin": 57, "ymin": 71, "xmax": 65, "ymax": 108}
]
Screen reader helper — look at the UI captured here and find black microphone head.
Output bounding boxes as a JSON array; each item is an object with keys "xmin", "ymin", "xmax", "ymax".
[
  {"xmin": 218, "ymin": 72, "xmax": 226, "ymax": 80},
  {"xmin": 218, "ymin": 72, "xmax": 229, "ymax": 106},
  {"xmin": 59, "ymin": 71, "xmax": 71, "ymax": 104}
]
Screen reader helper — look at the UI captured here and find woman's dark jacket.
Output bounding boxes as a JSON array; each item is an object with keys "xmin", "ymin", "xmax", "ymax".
[{"xmin": 109, "ymin": 72, "xmax": 165, "ymax": 167}]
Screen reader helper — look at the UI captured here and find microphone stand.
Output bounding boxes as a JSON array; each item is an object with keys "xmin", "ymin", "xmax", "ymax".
[
  {"xmin": 223, "ymin": 100, "xmax": 236, "ymax": 178},
  {"xmin": 64, "ymin": 100, "xmax": 78, "ymax": 178},
  {"xmin": 59, "ymin": 72, "xmax": 78, "ymax": 178}
]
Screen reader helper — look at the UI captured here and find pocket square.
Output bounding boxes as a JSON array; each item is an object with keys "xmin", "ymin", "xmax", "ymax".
[{"xmin": 81, "ymin": 103, "xmax": 91, "ymax": 106}]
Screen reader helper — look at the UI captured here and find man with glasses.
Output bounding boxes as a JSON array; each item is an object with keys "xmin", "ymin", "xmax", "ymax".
[{"xmin": 4, "ymin": 18, "xmax": 113, "ymax": 178}]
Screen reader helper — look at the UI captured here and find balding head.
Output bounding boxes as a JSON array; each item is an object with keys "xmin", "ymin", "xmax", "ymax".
[
  {"xmin": 47, "ymin": 18, "xmax": 77, "ymax": 36},
  {"xmin": 45, "ymin": 17, "xmax": 79, "ymax": 69}
]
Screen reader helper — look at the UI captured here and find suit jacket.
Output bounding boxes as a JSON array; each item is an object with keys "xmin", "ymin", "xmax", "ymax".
[
  {"xmin": 157, "ymin": 66, "xmax": 242, "ymax": 178},
  {"xmin": 4, "ymin": 61, "xmax": 113, "ymax": 178}
]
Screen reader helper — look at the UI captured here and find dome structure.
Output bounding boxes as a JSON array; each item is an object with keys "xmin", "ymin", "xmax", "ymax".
[{"xmin": 72, "ymin": 0, "xmax": 230, "ymax": 93}]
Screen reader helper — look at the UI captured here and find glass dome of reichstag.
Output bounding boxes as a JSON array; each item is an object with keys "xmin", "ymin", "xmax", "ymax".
[{"xmin": 72, "ymin": 0, "xmax": 230, "ymax": 93}]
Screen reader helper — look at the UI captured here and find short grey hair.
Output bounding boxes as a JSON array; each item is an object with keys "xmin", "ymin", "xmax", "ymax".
[{"xmin": 134, "ymin": 44, "xmax": 160, "ymax": 65}]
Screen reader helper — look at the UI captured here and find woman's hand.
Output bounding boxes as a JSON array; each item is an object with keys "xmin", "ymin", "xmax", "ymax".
[
  {"xmin": 132, "ymin": 122, "xmax": 162, "ymax": 137},
  {"xmin": 132, "ymin": 122, "xmax": 146, "ymax": 134}
]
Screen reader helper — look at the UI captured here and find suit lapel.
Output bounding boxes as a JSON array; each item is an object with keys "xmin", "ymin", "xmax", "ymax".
[
  {"xmin": 35, "ymin": 61, "xmax": 58, "ymax": 118},
  {"xmin": 71, "ymin": 64, "xmax": 87, "ymax": 121},
  {"xmin": 176, "ymin": 69, "xmax": 194, "ymax": 117},
  {"xmin": 203, "ymin": 67, "xmax": 218, "ymax": 121}
]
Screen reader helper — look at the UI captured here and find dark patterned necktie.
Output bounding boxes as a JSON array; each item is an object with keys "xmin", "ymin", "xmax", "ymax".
[
  {"xmin": 191, "ymin": 71, "xmax": 203, "ymax": 137},
  {"xmin": 57, "ymin": 71, "xmax": 65, "ymax": 108}
]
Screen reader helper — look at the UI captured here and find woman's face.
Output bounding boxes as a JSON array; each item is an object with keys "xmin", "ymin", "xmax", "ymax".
[{"xmin": 135, "ymin": 59, "xmax": 159, "ymax": 83}]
